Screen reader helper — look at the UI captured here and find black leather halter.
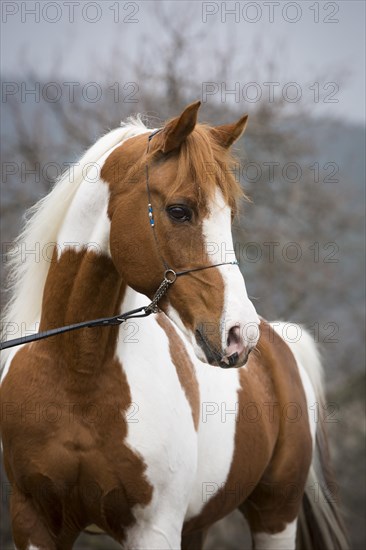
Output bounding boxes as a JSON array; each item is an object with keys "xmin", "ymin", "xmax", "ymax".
[{"xmin": 0, "ymin": 130, "xmax": 238, "ymax": 351}]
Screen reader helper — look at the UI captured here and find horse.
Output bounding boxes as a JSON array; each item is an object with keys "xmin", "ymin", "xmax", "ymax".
[{"xmin": 0, "ymin": 101, "xmax": 348, "ymax": 549}]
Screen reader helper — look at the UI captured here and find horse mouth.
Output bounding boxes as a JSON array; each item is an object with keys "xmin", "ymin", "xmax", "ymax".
[
  {"xmin": 195, "ymin": 328, "xmax": 244, "ymax": 368},
  {"xmin": 195, "ymin": 327, "xmax": 222, "ymax": 365}
]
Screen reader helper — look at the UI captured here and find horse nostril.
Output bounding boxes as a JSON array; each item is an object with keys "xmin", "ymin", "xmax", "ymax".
[
  {"xmin": 227, "ymin": 326, "xmax": 241, "ymax": 347},
  {"xmin": 221, "ymin": 325, "xmax": 246, "ymax": 368}
]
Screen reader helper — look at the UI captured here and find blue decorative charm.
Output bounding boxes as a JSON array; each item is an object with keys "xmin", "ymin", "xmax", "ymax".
[{"xmin": 148, "ymin": 203, "xmax": 155, "ymax": 227}]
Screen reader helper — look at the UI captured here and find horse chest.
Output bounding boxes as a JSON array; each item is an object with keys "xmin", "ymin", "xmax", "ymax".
[{"xmin": 116, "ymin": 313, "xmax": 243, "ymax": 522}]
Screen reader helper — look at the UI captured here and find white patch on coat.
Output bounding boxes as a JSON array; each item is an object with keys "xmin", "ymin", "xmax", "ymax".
[
  {"xmin": 1, "ymin": 346, "xmax": 23, "ymax": 383},
  {"xmin": 202, "ymin": 190, "xmax": 260, "ymax": 351},
  {"xmin": 185, "ymin": 360, "xmax": 241, "ymax": 519},
  {"xmin": 56, "ymin": 137, "xmax": 149, "ymax": 256},
  {"xmin": 56, "ymin": 177, "xmax": 111, "ymax": 257}
]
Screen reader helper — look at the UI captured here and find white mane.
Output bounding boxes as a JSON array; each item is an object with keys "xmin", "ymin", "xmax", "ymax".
[{"xmin": 1, "ymin": 116, "xmax": 149, "ymax": 367}]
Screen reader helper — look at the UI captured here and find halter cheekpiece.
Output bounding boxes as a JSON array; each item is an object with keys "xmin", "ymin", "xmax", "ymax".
[{"xmin": 0, "ymin": 130, "xmax": 238, "ymax": 351}]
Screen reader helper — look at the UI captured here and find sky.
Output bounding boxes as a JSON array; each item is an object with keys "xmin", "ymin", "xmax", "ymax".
[{"xmin": 1, "ymin": 0, "xmax": 365, "ymax": 124}]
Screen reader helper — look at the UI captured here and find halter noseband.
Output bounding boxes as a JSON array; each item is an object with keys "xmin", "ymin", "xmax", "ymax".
[{"xmin": 0, "ymin": 130, "xmax": 238, "ymax": 351}]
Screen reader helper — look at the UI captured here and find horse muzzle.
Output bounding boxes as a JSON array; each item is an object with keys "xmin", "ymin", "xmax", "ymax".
[{"xmin": 195, "ymin": 322, "xmax": 259, "ymax": 369}]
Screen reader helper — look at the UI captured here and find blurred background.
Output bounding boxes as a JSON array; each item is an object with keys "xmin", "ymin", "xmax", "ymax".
[{"xmin": 1, "ymin": 1, "xmax": 365, "ymax": 548}]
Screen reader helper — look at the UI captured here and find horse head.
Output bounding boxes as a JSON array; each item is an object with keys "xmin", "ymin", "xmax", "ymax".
[{"xmin": 103, "ymin": 102, "xmax": 260, "ymax": 367}]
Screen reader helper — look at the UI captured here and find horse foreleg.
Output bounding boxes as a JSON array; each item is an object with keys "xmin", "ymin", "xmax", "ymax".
[
  {"xmin": 247, "ymin": 517, "xmax": 297, "ymax": 550},
  {"xmin": 10, "ymin": 486, "xmax": 77, "ymax": 550},
  {"xmin": 240, "ymin": 481, "xmax": 302, "ymax": 550},
  {"xmin": 10, "ymin": 486, "xmax": 57, "ymax": 550},
  {"xmin": 125, "ymin": 521, "xmax": 183, "ymax": 550}
]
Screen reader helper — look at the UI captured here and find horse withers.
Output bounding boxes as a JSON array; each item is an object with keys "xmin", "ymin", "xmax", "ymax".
[{"xmin": 0, "ymin": 102, "xmax": 348, "ymax": 549}]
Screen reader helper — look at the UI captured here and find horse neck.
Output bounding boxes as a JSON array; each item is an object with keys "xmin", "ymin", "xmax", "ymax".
[{"xmin": 39, "ymin": 178, "xmax": 126, "ymax": 374}]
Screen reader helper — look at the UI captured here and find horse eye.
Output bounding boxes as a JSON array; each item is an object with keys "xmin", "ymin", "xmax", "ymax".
[{"xmin": 167, "ymin": 205, "xmax": 192, "ymax": 223}]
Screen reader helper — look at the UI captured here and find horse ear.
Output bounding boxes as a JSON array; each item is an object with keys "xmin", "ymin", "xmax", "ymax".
[
  {"xmin": 161, "ymin": 101, "xmax": 201, "ymax": 154},
  {"xmin": 211, "ymin": 114, "xmax": 249, "ymax": 148}
]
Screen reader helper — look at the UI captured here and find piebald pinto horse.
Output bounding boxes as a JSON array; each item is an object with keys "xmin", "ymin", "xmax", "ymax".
[{"xmin": 1, "ymin": 102, "xmax": 347, "ymax": 549}]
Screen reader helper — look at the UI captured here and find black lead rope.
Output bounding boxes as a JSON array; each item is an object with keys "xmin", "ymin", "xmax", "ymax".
[
  {"xmin": 0, "ymin": 307, "xmax": 153, "ymax": 351},
  {"xmin": 0, "ymin": 260, "xmax": 238, "ymax": 351},
  {"xmin": 0, "ymin": 130, "xmax": 239, "ymax": 352}
]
